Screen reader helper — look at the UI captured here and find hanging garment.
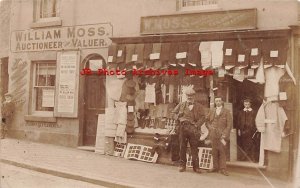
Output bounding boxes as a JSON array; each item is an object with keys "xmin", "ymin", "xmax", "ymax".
[
  {"xmin": 264, "ymin": 102, "xmax": 287, "ymax": 152},
  {"xmin": 104, "ymin": 107, "xmax": 118, "ymax": 137},
  {"xmin": 145, "ymin": 83, "xmax": 156, "ymax": 103},
  {"xmin": 233, "ymin": 67, "xmax": 245, "ymax": 82},
  {"xmin": 199, "ymin": 42, "xmax": 212, "ymax": 69},
  {"xmin": 115, "ymin": 124, "xmax": 127, "ymax": 144},
  {"xmin": 211, "ymin": 41, "xmax": 224, "ymax": 68},
  {"xmin": 135, "ymin": 90, "xmax": 146, "ymax": 110},
  {"xmin": 264, "ymin": 66, "xmax": 285, "ymax": 101},
  {"xmin": 248, "ymin": 59, "xmax": 265, "ymax": 84},
  {"xmin": 106, "ymin": 78, "xmax": 125, "ymax": 101},
  {"xmin": 114, "ymin": 101, "xmax": 127, "ymax": 125},
  {"xmin": 255, "ymin": 101, "xmax": 288, "ymax": 152}
]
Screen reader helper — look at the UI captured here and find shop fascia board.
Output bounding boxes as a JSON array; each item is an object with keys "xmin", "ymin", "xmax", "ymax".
[{"xmin": 110, "ymin": 29, "xmax": 291, "ymax": 44}]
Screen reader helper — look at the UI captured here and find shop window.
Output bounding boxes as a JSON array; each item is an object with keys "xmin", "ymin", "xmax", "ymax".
[
  {"xmin": 31, "ymin": 61, "xmax": 56, "ymax": 116},
  {"xmin": 32, "ymin": 0, "xmax": 61, "ymax": 28},
  {"xmin": 178, "ymin": 0, "xmax": 219, "ymax": 11}
]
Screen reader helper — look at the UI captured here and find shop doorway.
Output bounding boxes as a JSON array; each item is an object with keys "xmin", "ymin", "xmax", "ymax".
[
  {"xmin": 83, "ymin": 54, "xmax": 106, "ymax": 146},
  {"xmin": 0, "ymin": 57, "xmax": 9, "ymax": 100},
  {"xmin": 231, "ymin": 79, "xmax": 264, "ymax": 163}
]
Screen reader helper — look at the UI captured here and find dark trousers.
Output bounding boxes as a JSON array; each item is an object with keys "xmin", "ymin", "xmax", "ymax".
[
  {"xmin": 170, "ymin": 134, "xmax": 180, "ymax": 161},
  {"xmin": 241, "ymin": 132, "xmax": 255, "ymax": 160},
  {"xmin": 179, "ymin": 123, "xmax": 199, "ymax": 169},
  {"xmin": 211, "ymin": 138, "xmax": 227, "ymax": 170}
]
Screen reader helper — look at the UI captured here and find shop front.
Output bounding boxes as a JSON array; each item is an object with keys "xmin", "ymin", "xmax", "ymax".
[
  {"xmin": 100, "ymin": 9, "xmax": 297, "ymax": 181},
  {"xmin": 8, "ymin": 23, "xmax": 112, "ymax": 148}
]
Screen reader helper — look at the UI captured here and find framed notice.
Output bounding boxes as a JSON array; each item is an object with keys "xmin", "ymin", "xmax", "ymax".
[{"xmin": 54, "ymin": 51, "xmax": 80, "ymax": 117}]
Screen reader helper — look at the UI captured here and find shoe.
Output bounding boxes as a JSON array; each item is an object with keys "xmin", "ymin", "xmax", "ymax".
[
  {"xmin": 193, "ymin": 168, "xmax": 202, "ymax": 174},
  {"xmin": 207, "ymin": 168, "xmax": 219, "ymax": 173},
  {"xmin": 219, "ymin": 169, "xmax": 229, "ymax": 176},
  {"xmin": 179, "ymin": 166, "xmax": 186, "ymax": 172}
]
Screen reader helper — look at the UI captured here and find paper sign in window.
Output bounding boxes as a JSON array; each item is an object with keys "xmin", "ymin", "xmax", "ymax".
[
  {"xmin": 107, "ymin": 56, "xmax": 113, "ymax": 63},
  {"xmin": 128, "ymin": 106, "xmax": 134, "ymax": 112},
  {"xmin": 270, "ymin": 50, "xmax": 278, "ymax": 58},
  {"xmin": 251, "ymin": 48, "xmax": 258, "ymax": 56},
  {"xmin": 89, "ymin": 60, "xmax": 103, "ymax": 71},
  {"xmin": 42, "ymin": 89, "xmax": 55, "ymax": 107},
  {"xmin": 238, "ymin": 54, "xmax": 245, "ymax": 62},
  {"xmin": 150, "ymin": 53, "xmax": 160, "ymax": 60},
  {"xmin": 117, "ymin": 50, "xmax": 123, "ymax": 57},
  {"xmin": 176, "ymin": 52, "xmax": 187, "ymax": 59},
  {"xmin": 132, "ymin": 54, "xmax": 138, "ymax": 61},
  {"xmin": 225, "ymin": 49, "xmax": 232, "ymax": 56}
]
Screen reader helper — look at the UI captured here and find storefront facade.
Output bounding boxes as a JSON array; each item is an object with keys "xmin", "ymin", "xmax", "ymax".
[{"xmin": 5, "ymin": 0, "xmax": 299, "ymax": 183}]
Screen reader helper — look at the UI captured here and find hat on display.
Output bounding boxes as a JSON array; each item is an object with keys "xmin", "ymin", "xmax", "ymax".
[{"xmin": 185, "ymin": 88, "xmax": 196, "ymax": 96}]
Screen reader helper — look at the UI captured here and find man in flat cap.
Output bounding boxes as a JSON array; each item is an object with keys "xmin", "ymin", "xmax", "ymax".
[
  {"xmin": 171, "ymin": 87, "xmax": 207, "ymax": 173},
  {"xmin": 1, "ymin": 93, "xmax": 14, "ymax": 139},
  {"xmin": 207, "ymin": 97, "xmax": 232, "ymax": 176},
  {"xmin": 237, "ymin": 98, "xmax": 259, "ymax": 162}
]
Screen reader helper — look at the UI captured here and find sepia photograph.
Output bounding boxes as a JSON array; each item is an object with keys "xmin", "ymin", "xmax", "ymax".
[{"xmin": 0, "ymin": 0, "xmax": 300, "ymax": 187}]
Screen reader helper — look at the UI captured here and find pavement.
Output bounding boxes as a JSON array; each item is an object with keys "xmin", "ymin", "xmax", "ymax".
[{"xmin": 0, "ymin": 138, "xmax": 294, "ymax": 188}]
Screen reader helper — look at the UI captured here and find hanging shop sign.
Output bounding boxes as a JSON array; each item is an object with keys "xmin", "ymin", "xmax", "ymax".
[
  {"xmin": 140, "ymin": 9, "xmax": 257, "ymax": 35},
  {"xmin": 10, "ymin": 23, "xmax": 113, "ymax": 52},
  {"xmin": 54, "ymin": 51, "xmax": 80, "ymax": 118}
]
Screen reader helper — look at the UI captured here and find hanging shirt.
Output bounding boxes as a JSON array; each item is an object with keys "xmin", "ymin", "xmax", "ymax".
[
  {"xmin": 263, "ymin": 102, "xmax": 287, "ymax": 152},
  {"xmin": 199, "ymin": 42, "xmax": 212, "ymax": 69},
  {"xmin": 106, "ymin": 78, "xmax": 125, "ymax": 101},
  {"xmin": 264, "ymin": 66, "xmax": 285, "ymax": 101},
  {"xmin": 114, "ymin": 101, "xmax": 127, "ymax": 125},
  {"xmin": 104, "ymin": 107, "xmax": 118, "ymax": 137},
  {"xmin": 211, "ymin": 41, "xmax": 224, "ymax": 68},
  {"xmin": 248, "ymin": 60, "xmax": 265, "ymax": 84},
  {"xmin": 145, "ymin": 83, "xmax": 156, "ymax": 104}
]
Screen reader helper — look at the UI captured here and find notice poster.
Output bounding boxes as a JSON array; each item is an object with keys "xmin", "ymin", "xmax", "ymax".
[
  {"xmin": 42, "ymin": 89, "xmax": 55, "ymax": 107},
  {"xmin": 54, "ymin": 51, "xmax": 79, "ymax": 117}
]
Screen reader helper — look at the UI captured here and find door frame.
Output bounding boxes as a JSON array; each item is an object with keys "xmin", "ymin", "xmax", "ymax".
[{"xmin": 78, "ymin": 53, "xmax": 106, "ymax": 146}]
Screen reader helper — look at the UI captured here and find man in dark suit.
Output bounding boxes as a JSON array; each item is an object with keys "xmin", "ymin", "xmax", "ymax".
[
  {"xmin": 237, "ymin": 98, "xmax": 259, "ymax": 162},
  {"xmin": 172, "ymin": 88, "xmax": 207, "ymax": 173},
  {"xmin": 207, "ymin": 97, "xmax": 232, "ymax": 176}
]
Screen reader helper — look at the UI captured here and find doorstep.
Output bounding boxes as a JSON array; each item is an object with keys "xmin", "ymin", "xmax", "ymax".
[
  {"xmin": 77, "ymin": 146, "xmax": 95, "ymax": 152},
  {"xmin": 227, "ymin": 161, "xmax": 266, "ymax": 169}
]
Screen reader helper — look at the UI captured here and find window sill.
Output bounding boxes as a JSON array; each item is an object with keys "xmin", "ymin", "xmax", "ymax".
[
  {"xmin": 24, "ymin": 115, "xmax": 57, "ymax": 123},
  {"xmin": 30, "ymin": 17, "xmax": 62, "ymax": 28}
]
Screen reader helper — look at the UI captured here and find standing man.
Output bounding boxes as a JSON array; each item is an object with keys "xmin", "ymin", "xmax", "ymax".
[
  {"xmin": 237, "ymin": 98, "xmax": 259, "ymax": 162},
  {"xmin": 1, "ymin": 93, "xmax": 14, "ymax": 139},
  {"xmin": 207, "ymin": 97, "xmax": 232, "ymax": 176},
  {"xmin": 172, "ymin": 88, "xmax": 207, "ymax": 173}
]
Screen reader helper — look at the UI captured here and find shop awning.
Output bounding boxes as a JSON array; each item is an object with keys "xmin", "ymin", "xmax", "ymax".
[{"xmin": 107, "ymin": 29, "xmax": 290, "ymax": 70}]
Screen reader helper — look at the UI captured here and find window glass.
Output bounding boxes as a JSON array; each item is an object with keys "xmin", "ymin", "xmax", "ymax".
[{"xmin": 33, "ymin": 62, "xmax": 56, "ymax": 113}]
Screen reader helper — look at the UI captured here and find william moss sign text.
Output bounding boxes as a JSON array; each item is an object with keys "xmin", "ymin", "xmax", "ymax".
[{"xmin": 10, "ymin": 23, "xmax": 113, "ymax": 52}]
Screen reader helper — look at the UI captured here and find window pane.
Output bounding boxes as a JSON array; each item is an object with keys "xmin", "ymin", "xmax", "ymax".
[
  {"xmin": 33, "ymin": 62, "xmax": 56, "ymax": 113},
  {"xmin": 40, "ymin": 0, "xmax": 56, "ymax": 18},
  {"xmin": 35, "ymin": 63, "xmax": 56, "ymax": 86}
]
